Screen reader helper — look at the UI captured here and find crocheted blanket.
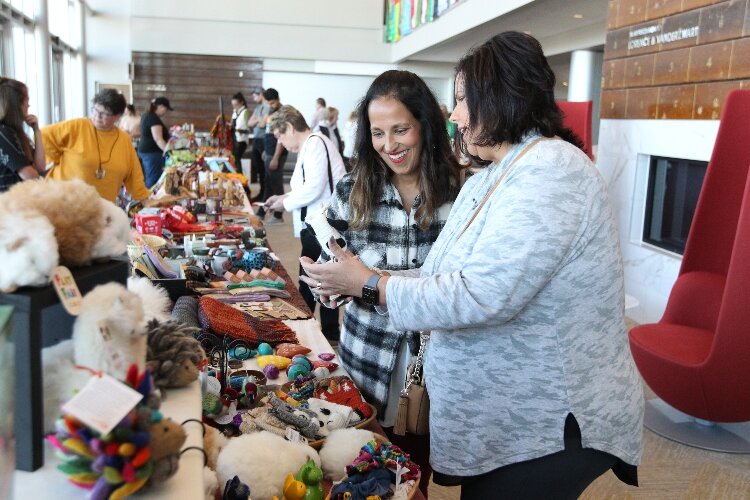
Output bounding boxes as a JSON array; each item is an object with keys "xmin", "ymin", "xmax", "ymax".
[{"xmin": 198, "ymin": 296, "xmax": 298, "ymax": 346}]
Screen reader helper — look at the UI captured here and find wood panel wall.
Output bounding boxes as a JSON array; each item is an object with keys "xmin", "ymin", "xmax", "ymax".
[
  {"xmin": 602, "ymin": 0, "xmax": 750, "ymax": 119},
  {"xmin": 132, "ymin": 52, "xmax": 263, "ymax": 132}
]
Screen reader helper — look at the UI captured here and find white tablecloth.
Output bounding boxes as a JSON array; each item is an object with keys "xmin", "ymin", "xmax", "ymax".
[{"xmin": 13, "ymin": 319, "xmax": 337, "ymax": 500}]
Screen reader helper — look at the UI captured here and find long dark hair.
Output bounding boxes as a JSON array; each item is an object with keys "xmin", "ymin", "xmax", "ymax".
[
  {"xmin": 0, "ymin": 78, "xmax": 33, "ymax": 162},
  {"xmin": 350, "ymin": 70, "xmax": 460, "ymax": 229},
  {"xmin": 454, "ymin": 31, "xmax": 583, "ymax": 164}
]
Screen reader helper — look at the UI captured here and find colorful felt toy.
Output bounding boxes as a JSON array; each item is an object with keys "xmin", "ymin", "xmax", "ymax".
[
  {"xmin": 257, "ymin": 355, "xmax": 292, "ymax": 370},
  {"xmin": 296, "ymin": 458, "xmax": 324, "ymax": 500},
  {"xmin": 48, "ymin": 365, "xmax": 186, "ymax": 499},
  {"xmin": 275, "ymin": 343, "xmax": 311, "ymax": 359},
  {"xmin": 146, "ymin": 319, "xmax": 205, "ymax": 390}
]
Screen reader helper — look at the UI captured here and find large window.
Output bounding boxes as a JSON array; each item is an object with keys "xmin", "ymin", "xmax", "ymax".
[{"xmin": 643, "ymin": 156, "xmax": 708, "ymax": 254}]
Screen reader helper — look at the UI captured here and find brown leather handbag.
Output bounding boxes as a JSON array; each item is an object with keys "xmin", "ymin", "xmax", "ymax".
[{"xmin": 393, "ymin": 332, "xmax": 430, "ymax": 436}]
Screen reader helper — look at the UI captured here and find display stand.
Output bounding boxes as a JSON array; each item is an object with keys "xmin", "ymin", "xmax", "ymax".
[{"xmin": 0, "ymin": 259, "xmax": 129, "ymax": 471}]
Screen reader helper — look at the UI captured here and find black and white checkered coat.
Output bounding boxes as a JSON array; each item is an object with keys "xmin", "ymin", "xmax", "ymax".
[{"xmin": 321, "ymin": 174, "xmax": 452, "ymax": 417}]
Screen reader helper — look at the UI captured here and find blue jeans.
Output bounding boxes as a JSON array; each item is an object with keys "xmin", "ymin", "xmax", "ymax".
[{"xmin": 138, "ymin": 151, "xmax": 164, "ymax": 188}]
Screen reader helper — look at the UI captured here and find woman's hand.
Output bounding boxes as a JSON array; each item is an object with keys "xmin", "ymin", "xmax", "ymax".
[
  {"xmin": 300, "ymin": 238, "xmax": 373, "ymax": 298},
  {"xmin": 24, "ymin": 114, "xmax": 40, "ymax": 131},
  {"xmin": 264, "ymin": 194, "xmax": 287, "ymax": 212}
]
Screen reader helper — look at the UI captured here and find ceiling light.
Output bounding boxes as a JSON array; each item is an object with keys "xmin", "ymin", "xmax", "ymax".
[{"xmin": 573, "ymin": 13, "xmax": 583, "ymax": 19}]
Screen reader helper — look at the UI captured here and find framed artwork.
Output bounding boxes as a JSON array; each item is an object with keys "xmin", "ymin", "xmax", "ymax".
[{"xmin": 95, "ymin": 82, "xmax": 132, "ymax": 103}]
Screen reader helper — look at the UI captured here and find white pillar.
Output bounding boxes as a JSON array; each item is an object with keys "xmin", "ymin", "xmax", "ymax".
[
  {"xmin": 34, "ymin": 0, "xmax": 52, "ymax": 125},
  {"xmin": 80, "ymin": 0, "xmax": 88, "ymax": 116},
  {"xmin": 568, "ymin": 50, "xmax": 598, "ymax": 102}
]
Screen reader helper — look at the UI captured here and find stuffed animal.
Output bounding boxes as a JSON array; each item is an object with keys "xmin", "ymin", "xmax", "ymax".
[
  {"xmin": 318, "ymin": 428, "xmax": 376, "ymax": 480},
  {"xmin": 0, "ymin": 178, "xmax": 130, "ymax": 292},
  {"xmin": 145, "ymin": 319, "xmax": 204, "ymax": 390},
  {"xmin": 204, "ymin": 425, "xmax": 229, "ymax": 470},
  {"xmin": 42, "ymin": 283, "xmax": 148, "ymax": 432},
  {"xmin": 204, "ymin": 466, "xmax": 219, "ymax": 500},
  {"xmin": 73, "ymin": 282, "xmax": 147, "ymax": 380},
  {"xmin": 148, "ymin": 417, "xmax": 188, "ymax": 484},
  {"xmin": 267, "ymin": 393, "xmax": 322, "ymax": 440},
  {"xmin": 272, "ymin": 474, "xmax": 306, "ymax": 500},
  {"xmin": 216, "ymin": 432, "xmax": 320, "ymax": 500},
  {"xmin": 296, "ymin": 459, "xmax": 323, "ymax": 500},
  {"xmin": 0, "ymin": 210, "xmax": 58, "ymax": 292},
  {"xmin": 127, "ymin": 276, "xmax": 172, "ymax": 322}
]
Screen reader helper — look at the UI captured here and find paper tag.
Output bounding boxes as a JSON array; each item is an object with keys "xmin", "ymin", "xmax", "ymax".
[
  {"xmin": 62, "ymin": 373, "xmax": 144, "ymax": 435},
  {"xmin": 98, "ymin": 321, "xmax": 125, "ymax": 373},
  {"xmin": 51, "ymin": 266, "xmax": 83, "ymax": 315},
  {"xmin": 393, "ymin": 464, "xmax": 409, "ymax": 487},
  {"xmin": 285, "ymin": 427, "xmax": 308, "ymax": 444}
]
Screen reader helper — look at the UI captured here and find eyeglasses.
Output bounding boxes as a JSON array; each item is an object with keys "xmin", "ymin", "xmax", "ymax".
[{"xmin": 91, "ymin": 107, "xmax": 114, "ymax": 119}]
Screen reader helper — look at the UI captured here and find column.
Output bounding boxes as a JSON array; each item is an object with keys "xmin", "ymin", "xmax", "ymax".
[{"xmin": 34, "ymin": 0, "xmax": 52, "ymax": 126}]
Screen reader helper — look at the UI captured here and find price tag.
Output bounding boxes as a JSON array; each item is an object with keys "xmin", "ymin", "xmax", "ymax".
[
  {"xmin": 51, "ymin": 266, "xmax": 83, "ymax": 315},
  {"xmin": 62, "ymin": 373, "xmax": 144, "ymax": 435},
  {"xmin": 285, "ymin": 427, "xmax": 308, "ymax": 444}
]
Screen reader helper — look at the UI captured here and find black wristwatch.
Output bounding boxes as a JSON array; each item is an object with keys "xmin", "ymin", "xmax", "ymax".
[{"xmin": 361, "ymin": 273, "xmax": 381, "ymax": 306}]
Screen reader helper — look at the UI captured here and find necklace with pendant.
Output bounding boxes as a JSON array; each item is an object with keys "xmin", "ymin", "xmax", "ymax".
[{"xmin": 93, "ymin": 122, "xmax": 119, "ymax": 180}]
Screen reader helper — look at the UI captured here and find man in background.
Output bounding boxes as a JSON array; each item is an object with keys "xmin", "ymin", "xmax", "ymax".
[
  {"xmin": 247, "ymin": 88, "xmax": 269, "ymax": 201},
  {"xmin": 308, "ymin": 97, "xmax": 326, "ymax": 130}
]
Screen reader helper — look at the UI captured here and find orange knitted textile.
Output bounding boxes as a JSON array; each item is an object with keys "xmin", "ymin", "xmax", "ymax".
[{"xmin": 198, "ymin": 296, "xmax": 298, "ymax": 346}]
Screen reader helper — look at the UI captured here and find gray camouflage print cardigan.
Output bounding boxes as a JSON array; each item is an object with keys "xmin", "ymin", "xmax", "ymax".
[{"xmin": 386, "ymin": 135, "xmax": 644, "ymax": 477}]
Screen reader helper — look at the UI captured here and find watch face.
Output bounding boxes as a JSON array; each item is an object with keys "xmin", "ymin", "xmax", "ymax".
[{"xmin": 362, "ymin": 285, "xmax": 378, "ymax": 305}]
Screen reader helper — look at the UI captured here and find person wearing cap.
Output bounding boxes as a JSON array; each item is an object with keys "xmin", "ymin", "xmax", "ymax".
[
  {"xmin": 42, "ymin": 89, "xmax": 150, "ymax": 203},
  {"xmin": 247, "ymin": 88, "xmax": 269, "ymax": 200},
  {"xmin": 137, "ymin": 96, "xmax": 172, "ymax": 187}
]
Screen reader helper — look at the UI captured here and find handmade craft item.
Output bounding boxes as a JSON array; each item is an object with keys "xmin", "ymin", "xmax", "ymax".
[
  {"xmin": 146, "ymin": 319, "xmax": 205, "ymax": 390},
  {"xmin": 198, "ymin": 296, "xmax": 298, "ymax": 346}
]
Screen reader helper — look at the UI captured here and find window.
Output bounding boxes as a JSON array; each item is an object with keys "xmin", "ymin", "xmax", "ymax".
[
  {"xmin": 0, "ymin": 23, "xmax": 5, "ymax": 75},
  {"xmin": 643, "ymin": 156, "xmax": 708, "ymax": 255},
  {"xmin": 51, "ymin": 48, "xmax": 64, "ymax": 122}
]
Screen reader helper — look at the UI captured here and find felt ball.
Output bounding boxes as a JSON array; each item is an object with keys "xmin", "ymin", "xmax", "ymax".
[
  {"xmin": 287, "ymin": 363, "xmax": 310, "ymax": 381},
  {"xmin": 312, "ymin": 367, "xmax": 331, "ymax": 379},
  {"xmin": 257, "ymin": 342, "xmax": 274, "ymax": 355},
  {"xmin": 291, "ymin": 355, "xmax": 313, "ymax": 371},
  {"xmin": 131, "ymin": 447, "xmax": 151, "ymax": 468},
  {"xmin": 229, "ymin": 346, "xmax": 257, "ymax": 360},
  {"xmin": 104, "ymin": 456, "xmax": 123, "ymax": 469},
  {"xmin": 263, "ymin": 364, "xmax": 280, "ymax": 380},
  {"xmin": 256, "ymin": 355, "xmax": 292, "ymax": 369},
  {"xmin": 63, "ymin": 438, "xmax": 96, "ymax": 460},
  {"xmin": 110, "ymin": 477, "xmax": 149, "ymax": 500},
  {"xmin": 203, "ymin": 393, "xmax": 223, "ymax": 415},
  {"xmin": 104, "ymin": 465, "xmax": 123, "ymax": 484},
  {"xmin": 122, "ymin": 461, "xmax": 137, "ymax": 482},
  {"xmin": 89, "ymin": 477, "xmax": 112, "ymax": 500},
  {"xmin": 244, "ymin": 381, "xmax": 258, "ymax": 396},
  {"xmin": 92, "ymin": 454, "xmax": 107, "ymax": 473},
  {"xmin": 119, "ymin": 443, "xmax": 136, "ymax": 457},
  {"xmin": 131, "ymin": 431, "xmax": 150, "ymax": 449},
  {"xmin": 318, "ymin": 352, "xmax": 336, "ymax": 361}
]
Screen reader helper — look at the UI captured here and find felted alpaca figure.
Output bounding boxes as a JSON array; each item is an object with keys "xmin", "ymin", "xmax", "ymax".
[
  {"xmin": 318, "ymin": 428, "xmax": 375, "ymax": 480},
  {"xmin": 73, "ymin": 282, "xmax": 147, "ymax": 380},
  {"xmin": 127, "ymin": 276, "xmax": 172, "ymax": 322}
]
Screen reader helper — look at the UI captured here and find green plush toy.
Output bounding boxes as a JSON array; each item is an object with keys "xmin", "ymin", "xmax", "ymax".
[{"xmin": 296, "ymin": 458, "xmax": 323, "ymax": 500}]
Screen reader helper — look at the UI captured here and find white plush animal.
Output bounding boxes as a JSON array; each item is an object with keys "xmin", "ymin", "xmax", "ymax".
[
  {"xmin": 216, "ymin": 431, "xmax": 320, "ymax": 500},
  {"xmin": 0, "ymin": 210, "xmax": 58, "ymax": 292},
  {"xmin": 127, "ymin": 276, "xmax": 172, "ymax": 322},
  {"xmin": 91, "ymin": 199, "xmax": 131, "ymax": 261},
  {"xmin": 0, "ymin": 179, "xmax": 132, "ymax": 292},
  {"xmin": 72, "ymin": 282, "xmax": 147, "ymax": 380},
  {"xmin": 319, "ymin": 428, "xmax": 376, "ymax": 480},
  {"xmin": 204, "ymin": 466, "xmax": 219, "ymax": 500}
]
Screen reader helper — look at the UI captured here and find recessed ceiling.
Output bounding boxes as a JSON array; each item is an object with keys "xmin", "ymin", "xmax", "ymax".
[{"xmin": 404, "ymin": 0, "xmax": 609, "ymax": 64}]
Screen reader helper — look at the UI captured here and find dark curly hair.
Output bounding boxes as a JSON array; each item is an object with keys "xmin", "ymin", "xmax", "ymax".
[
  {"xmin": 454, "ymin": 31, "xmax": 583, "ymax": 164},
  {"xmin": 93, "ymin": 88, "xmax": 127, "ymax": 116},
  {"xmin": 350, "ymin": 70, "xmax": 460, "ymax": 229}
]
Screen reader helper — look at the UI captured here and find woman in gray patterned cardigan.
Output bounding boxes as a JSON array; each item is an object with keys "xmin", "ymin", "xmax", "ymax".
[{"xmin": 302, "ymin": 32, "xmax": 644, "ymax": 499}]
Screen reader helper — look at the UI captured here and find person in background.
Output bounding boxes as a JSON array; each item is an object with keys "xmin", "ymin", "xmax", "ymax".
[
  {"xmin": 341, "ymin": 109, "xmax": 357, "ymax": 171},
  {"xmin": 309, "ymin": 97, "xmax": 326, "ymax": 130},
  {"xmin": 264, "ymin": 105, "xmax": 347, "ymax": 341},
  {"xmin": 247, "ymin": 88, "xmax": 269, "ymax": 201},
  {"xmin": 118, "ymin": 104, "xmax": 141, "ymax": 143},
  {"xmin": 257, "ymin": 88, "xmax": 286, "ymax": 223},
  {"xmin": 0, "ymin": 77, "xmax": 46, "ymax": 192},
  {"xmin": 43, "ymin": 89, "xmax": 149, "ymax": 202},
  {"xmin": 230, "ymin": 92, "xmax": 251, "ymax": 170},
  {"xmin": 301, "ymin": 32, "xmax": 644, "ymax": 499},
  {"xmin": 318, "ymin": 70, "xmax": 461, "ymax": 496},
  {"xmin": 316, "ymin": 106, "xmax": 344, "ymax": 157},
  {"xmin": 439, "ymin": 103, "xmax": 456, "ymax": 142},
  {"xmin": 137, "ymin": 96, "xmax": 172, "ymax": 187}
]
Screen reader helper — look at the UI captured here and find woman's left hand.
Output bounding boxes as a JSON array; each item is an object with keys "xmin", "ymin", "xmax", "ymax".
[
  {"xmin": 264, "ymin": 194, "xmax": 286, "ymax": 212},
  {"xmin": 24, "ymin": 114, "xmax": 40, "ymax": 130},
  {"xmin": 300, "ymin": 238, "xmax": 373, "ymax": 298}
]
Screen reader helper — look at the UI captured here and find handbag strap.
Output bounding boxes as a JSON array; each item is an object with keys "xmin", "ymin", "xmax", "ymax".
[
  {"xmin": 456, "ymin": 137, "xmax": 547, "ymax": 240},
  {"xmin": 406, "ymin": 332, "xmax": 429, "ymax": 388},
  {"xmin": 300, "ymin": 134, "xmax": 334, "ymax": 222}
]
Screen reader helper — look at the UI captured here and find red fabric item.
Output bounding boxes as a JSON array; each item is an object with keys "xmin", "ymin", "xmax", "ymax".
[
  {"xmin": 315, "ymin": 377, "xmax": 373, "ymax": 419},
  {"xmin": 198, "ymin": 296, "xmax": 298, "ymax": 346},
  {"xmin": 628, "ymin": 90, "xmax": 750, "ymax": 423},
  {"xmin": 557, "ymin": 100, "xmax": 593, "ymax": 159}
]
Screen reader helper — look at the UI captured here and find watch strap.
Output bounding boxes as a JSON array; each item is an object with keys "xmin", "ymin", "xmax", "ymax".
[{"xmin": 365, "ymin": 273, "xmax": 381, "ymax": 290}]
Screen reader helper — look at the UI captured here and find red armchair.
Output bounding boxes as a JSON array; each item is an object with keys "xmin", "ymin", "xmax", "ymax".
[
  {"xmin": 628, "ymin": 90, "xmax": 750, "ymax": 451},
  {"xmin": 557, "ymin": 100, "xmax": 593, "ymax": 159}
]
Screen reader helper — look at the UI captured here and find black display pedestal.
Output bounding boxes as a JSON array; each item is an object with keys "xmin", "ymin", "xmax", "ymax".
[{"xmin": 0, "ymin": 258, "xmax": 129, "ymax": 471}]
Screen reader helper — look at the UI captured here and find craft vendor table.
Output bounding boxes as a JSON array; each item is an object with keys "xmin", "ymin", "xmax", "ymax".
[{"xmin": 0, "ymin": 259, "xmax": 129, "ymax": 472}]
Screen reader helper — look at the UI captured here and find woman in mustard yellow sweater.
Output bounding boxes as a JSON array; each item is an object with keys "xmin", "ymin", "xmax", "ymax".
[{"xmin": 42, "ymin": 89, "xmax": 149, "ymax": 202}]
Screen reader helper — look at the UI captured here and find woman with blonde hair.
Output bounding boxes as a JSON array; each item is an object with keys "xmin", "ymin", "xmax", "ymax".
[{"xmin": 0, "ymin": 77, "xmax": 46, "ymax": 191}]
